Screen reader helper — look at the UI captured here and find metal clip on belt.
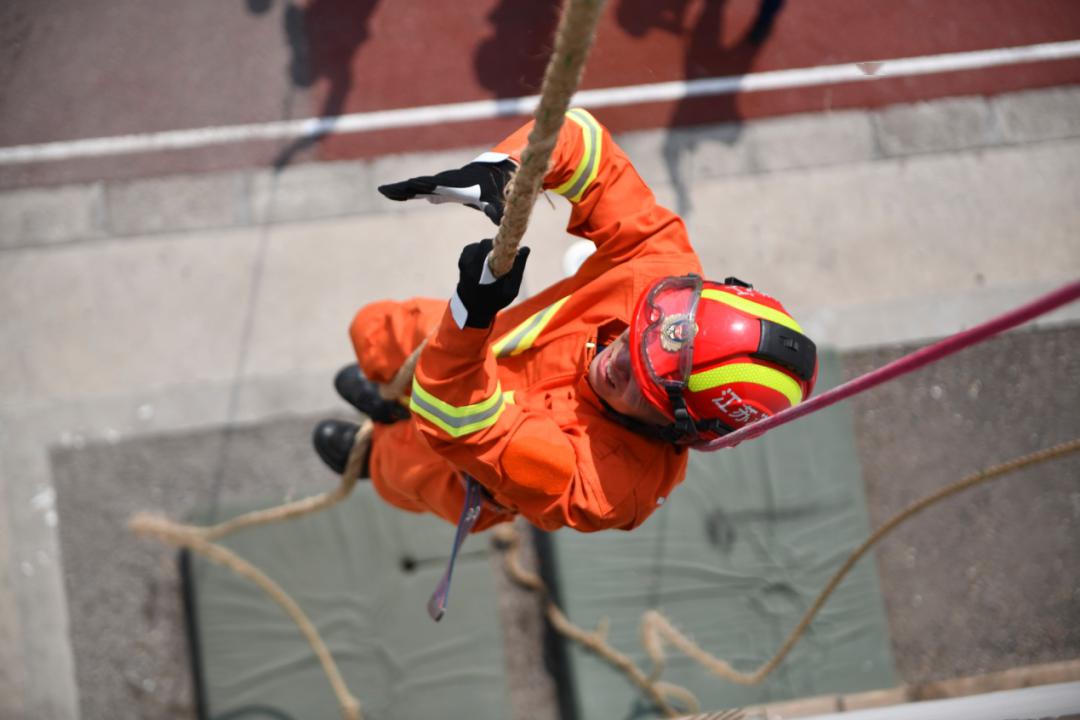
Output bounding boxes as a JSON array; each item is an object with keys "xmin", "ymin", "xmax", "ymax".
[{"xmin": 427, "ymin": 474, "xmax": 484, "ymax": 621}]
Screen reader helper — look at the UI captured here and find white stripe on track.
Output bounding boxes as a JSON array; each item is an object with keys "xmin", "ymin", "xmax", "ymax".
[{"xmin": 2, "ymin": 40, "xmax": 1079, "ymax": 165}]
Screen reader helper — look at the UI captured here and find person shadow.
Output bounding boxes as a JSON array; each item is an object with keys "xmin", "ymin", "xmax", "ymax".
[
  {"xmin": 246, "ymin": 0, "xmax": 381, "ymax": 170},
  {"xmin": 616, "ymin": 0, "xmax": 785, "ymax": 216},
  {"xmin": 473, "ymin": 0, "xmax": 562, "ymax": 99}
]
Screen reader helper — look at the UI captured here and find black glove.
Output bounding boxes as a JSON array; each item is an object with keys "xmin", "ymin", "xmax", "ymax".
[
  {"xmin": 451, "ymin": 239, "xmax": 530, "ymax": 329},
  {"xmin": 378, "ymin": 156, "xmax": 517, "ymax": 225}
]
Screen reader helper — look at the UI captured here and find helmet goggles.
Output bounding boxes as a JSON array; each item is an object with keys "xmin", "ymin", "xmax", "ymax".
[
  {"xmin": 638, "ymin": 274, "xmax": 702, "ymax": 394},
  {"xmin": 630, "ymin": 274, "xmax": 728, "ymax": 444}
]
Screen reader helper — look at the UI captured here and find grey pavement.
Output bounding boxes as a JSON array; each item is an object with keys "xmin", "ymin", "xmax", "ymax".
[
  {"xmin": 846, "ymin": 325, "xmax": 1080, "ymax": 684},
  {"xmin": 1, "ymin": 86, "xmax": 1079, "ymax": 719}
]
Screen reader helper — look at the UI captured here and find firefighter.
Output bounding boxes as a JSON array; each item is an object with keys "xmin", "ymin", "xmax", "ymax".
[{"xmin": 313, "ymin": 109, "xmax": 817, "ymax": 533}]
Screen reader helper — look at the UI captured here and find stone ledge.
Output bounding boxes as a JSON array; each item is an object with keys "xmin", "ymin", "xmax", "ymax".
[
  {"xmin": 1, "ymin": 85, "xmax": 1076, "ymax": 250},
  {"xmin": 747, "ymin": 110, "xmax": 877, "ymax": 172},
  {"xmin": 994, "ymin": 85, "xmax": 1080, "ymax": 143},
  {"xmin": 105, "ymin": 172, "xmax": 246, "ymax": 237},
  {"xmin": 0, "ymin": 183, "xmax": 104, "ymax": 250},
  {"xmin": 873, "ymin": 96, "xmax": 996, "ymax": 156}
]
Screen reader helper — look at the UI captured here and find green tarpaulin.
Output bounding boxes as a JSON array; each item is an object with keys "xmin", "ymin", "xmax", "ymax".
[
  {"xmin": 547, "ymin": 350, "xmax": 896, "ymax": 717},
  {"xmin": 184, "ymin": 488, "xmax": 510, "ymax": 720},
  {"xmin": 185, "ymin": 352, "xmax": 895, "ymax": 719}
]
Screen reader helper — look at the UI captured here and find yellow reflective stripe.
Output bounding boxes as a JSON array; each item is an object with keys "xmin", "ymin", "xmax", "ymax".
[
  {"xmin": 688, "ymin": 363, "xmax": 803, "ymax": 407},
  {"xmin": 701, "ymin": 288, "xmax": 803, "ymax": 333},
  {"xmin": 491, "ymin": 295, "xmax": 571, "ymax": 357},
  {"xmin": 409, "ymin": 379, "xmax": 505, "ymax": 438},
  {"xmin": 504, "ymin": 390, "xmax": 516, "ymax": 405},
  {"xmin": 553, "ymin": 109, "xmax": 602, "ymax": 202}
]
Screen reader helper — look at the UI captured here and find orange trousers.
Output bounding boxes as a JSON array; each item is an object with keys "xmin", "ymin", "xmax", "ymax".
[{"xmin": 349, "ymin": 298, "xmax": 514, "ymax": 531}]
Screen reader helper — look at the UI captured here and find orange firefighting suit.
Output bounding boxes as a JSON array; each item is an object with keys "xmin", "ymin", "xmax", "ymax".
[{"xmin": 350, "ymin": 109, "xmax": 703, "ymax": 533}]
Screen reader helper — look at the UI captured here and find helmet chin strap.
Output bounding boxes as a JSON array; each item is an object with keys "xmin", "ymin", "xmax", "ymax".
[
  {"xmin": 664, "ymin": 385, "xmax": 699, "ymax": 442},
  {"xmin": 662, "ymin": 384, "xmax": 735, "ymax": 444},
  {"xmin": 594, "ymin": 394, "xmax": 678, "ymax": 445},
  {"xmin": 595, "ymin": 385, "xmax": 733, "ymax": 446}
]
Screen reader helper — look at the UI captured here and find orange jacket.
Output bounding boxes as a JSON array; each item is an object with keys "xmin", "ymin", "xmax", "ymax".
[
  {"xmin": 352, "ymin": 110, "xmax": 703, "ymax": 532},
  {"xmin": 399, "ymin": 109, "xmax": 704, "ymax": 532}
]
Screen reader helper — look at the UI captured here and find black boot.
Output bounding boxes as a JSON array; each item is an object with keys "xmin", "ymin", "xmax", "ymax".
[
  {"xmin": 334, "ymin": 363, "xmax": 411, "ymax": 424},
  {"xmin": 312, "ymin": 419, "xmax": 368, "ymax": 477}
]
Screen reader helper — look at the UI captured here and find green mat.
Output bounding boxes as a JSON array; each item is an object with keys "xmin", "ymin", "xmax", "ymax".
[
  {"xmin": 183, "ymin": 486, "xmax": 510, "ymax": 720},
  {"xmin": 547, "ymin": 350, "xmax": 896, "ymax": 717}
]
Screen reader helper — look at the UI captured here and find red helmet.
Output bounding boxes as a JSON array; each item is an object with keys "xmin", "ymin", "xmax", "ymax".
[{"xmin": 629, "ymin": 275, "xmax": 818, "ymax": 447}]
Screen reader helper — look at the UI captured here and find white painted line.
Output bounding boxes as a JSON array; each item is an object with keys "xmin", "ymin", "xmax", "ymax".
[{"xmin": 2, "ymin": 39, "xmax": 1079, "ymax": 165}]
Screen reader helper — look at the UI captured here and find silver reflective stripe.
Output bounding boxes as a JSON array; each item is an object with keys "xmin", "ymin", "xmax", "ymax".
[
  {"xmin": 562, "ymin": 109, "xmax": 600, "ymax": 201},
  {"xmin": 492, "ymin": 296, "xmax": 571, "ymax": 357},
  {"xmin": 496, "ymin": 306, "xmax": 553, "ymax": 356},
  {"xmin": 409, "ymin": 385, "xmax": 505, "ymax": 437}
]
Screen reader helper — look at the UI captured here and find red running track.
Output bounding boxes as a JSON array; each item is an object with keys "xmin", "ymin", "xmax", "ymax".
[
  {"xmin": 317, "ymin": 0, "xmax": 1080, "ymax": 162},
  {"xmin": 1, "ymin": 0, "xmax": 1078, "ymax": 187}
]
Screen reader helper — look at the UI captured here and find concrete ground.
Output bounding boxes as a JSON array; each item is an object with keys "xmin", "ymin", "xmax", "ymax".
[
  {"xmin": 846, "ymin": 326, "xmax": 1080, "ymax": 684},
  {"xmin": 1, "ymin": 86, "xmax": 1079, "ymax": 719}
]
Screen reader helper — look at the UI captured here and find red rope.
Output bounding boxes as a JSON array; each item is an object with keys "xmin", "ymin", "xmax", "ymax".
[{"xmin": 699, "ymin": 280, "xmax": 1080, "ymax": 452}]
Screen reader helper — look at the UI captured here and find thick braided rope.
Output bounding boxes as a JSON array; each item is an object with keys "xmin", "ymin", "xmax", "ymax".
[
  {"xmin": 129, "ymin": 513, "xmax": 363, "ymax": 720},
  {"xmin": 193, "ymin": 419, "xmax": 372, "ymax": 541},
  {"xmin": 642, "ymin": 438, "xmax": 1080, "ymax": 685},
  {"xmin": 489, "ymin": 0, "xmax": 607, "ymax": 277},
  {"xmin": 379, "ymin": 0, "xmax": 608, "ymax": 402},
  {"xmin": 497, "ymin": 437, "xmax": 1080, "ymax": 710},
  {"xmin": 492, "ymin": 524, "xmax": 697, "ymax": 717},
  {"xmin": 379, "ymin": 343, "xmax": 424, "ymax": 402},
  {"xmin": 128, "ymin": 2, "xmax": 609, "ymax": 712}
]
